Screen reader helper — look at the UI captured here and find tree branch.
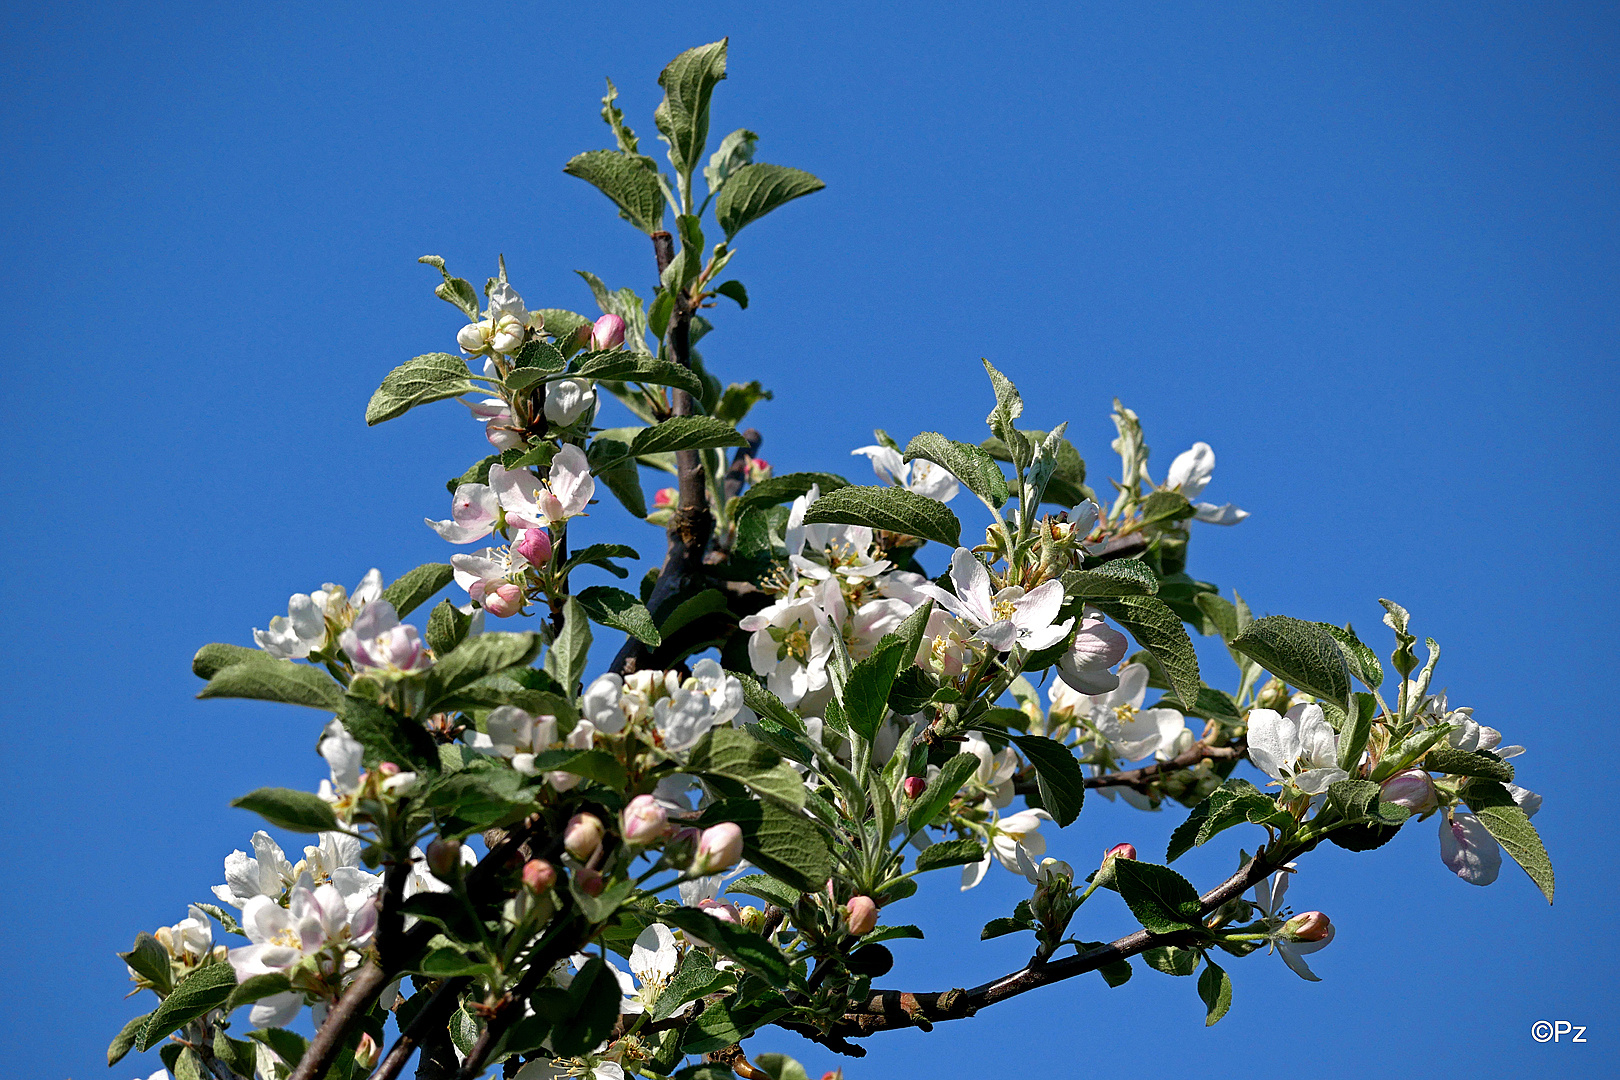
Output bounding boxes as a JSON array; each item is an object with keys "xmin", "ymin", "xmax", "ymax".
[
  {"xmin": 372, "ymin": 977, "xmax": 471, "ymax": 1080},
  {"xmin": 1021, "ymin": 740, "xmax": 1246, "ymax": 797},
  {"xmin": 817, "ymin": 850, "xmax": 1280, "ymax": 1039}
]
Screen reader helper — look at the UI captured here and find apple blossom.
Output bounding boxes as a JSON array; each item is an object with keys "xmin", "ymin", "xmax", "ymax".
[
  {"xmin": 544, "ymin": 377, "xmax": 598, "ymax": 427},
  {"xmin": 338, "ymin": 601, "xmax": 431, "ymax": 675},
  {"xmin": 253, "ymin": 569, "xmax": 385, "ymax": 659},
  {"xmin": 514, "ymin": 527, "xmax": 553, "ymax": 566},
  {"xmin": 962, "ymin": 808, "xmax": 1054, "ymax": 890},
  {"xmin": 1246, "ymin": 703, "xmax": 1347, "ymax": 795},
  {"xmin": 740, "ymin": 587, "xmax": 835, "ymax": 707},
  {"xmin": 462, "ymin": 393, "xmax": 522, "ymax": 450},
  {"xmin": 903, "ymin": 775, "xmax": 927, "ymax": 799},
  {"xmin": 426, "ymin": 483, "xmax": 499, "ymax": 544},
  {"xmin": 590, "ymin": 312, "xmax": 627, "ymax": 350},
  {"xmin": 851, "ymin": 443, "xmax": 961, "ymax": 502},
  {"xmin": 565, "ymin": 813, "xmax": 606, "ymax": 860},
  {"xmin": 228, "ymin": 884, "xmax": 378, "ymax": 1026},
  {"xmin": 452, "ymin": 545, "xmax": 530, "ymax": 615},
  {"xmin": 522, "ymin": 859, "xmax": 557, "ymax": 892},
  {"xmin": 1380, "ymin": 769, "xmax": 1439, "ymax": 814},
  {"xmin": 844, "ymin": 895, "xmax": 879, "ymax": 935},
  {"xmin": 1056, "ymin": 607, "xmax": 1128, "ymax": 695},
  {"xmin": 1284, "ymin": 911, "xmax": 1332, "ymax": 942},
  {"xmin": 621, "ymin": 794, "xmax": 670, "ymax": 845},
  {"xmin": 692, "ymin": 822, "xmax": 744, "ymax": 874},
  {"xmin": 963, "ymin": 732, "xmax": 1019, "ymax": 808},
  {"xmin": 484, "ymin": 706, "xmax": 559, "ymax": 776},
  {"xmin": 1252, "ymin": 863, "xmax": 1334, "ymax": 981},
  {"xmin": 1165, "ymin": 441, "xmax": 1249, "ymax": 525},
  {"xmin": 917, "ymin": 547, "xmax": 1072, "ymax": 652},
  {"xmin": 1068, "ymin": 663, "xmax": 1189, "ymax": 763},
  {"xmin": 425, "ymin": 838, "xmax": 463, "ymax": 878},
  {"xmin": 1106, "ymin": 842, "xmax": 1137, "ymax": 861},
  {"xmin": 490, "ymin": 445, "xmax": 595, "ymax": 529}
]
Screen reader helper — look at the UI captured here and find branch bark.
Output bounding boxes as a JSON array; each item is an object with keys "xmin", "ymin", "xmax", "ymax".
[{"xmin": 816, "ymin": 850, "xmax": 1280, "ymax": 1039}]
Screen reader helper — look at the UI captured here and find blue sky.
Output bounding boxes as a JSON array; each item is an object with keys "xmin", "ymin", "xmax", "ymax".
[{"xmin": 2, "ymin": 1, "xmax": 1616, "ymax": 1077}]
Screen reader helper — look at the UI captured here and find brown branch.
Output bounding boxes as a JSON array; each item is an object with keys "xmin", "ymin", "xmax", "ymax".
[
  {"xmin": 456, "ymin": 914, "xmax": 590, "ymax": 1080},
  {"xmin": 816, "ymin": 851, "xmax": 1280, "ymax": 1040},
  {"xmin": 1024, "ymin": 740, "xmax": 1246, "ymax": 797},
  {"xmin": 372, "ymin": 977, "xmax": 471, "ymax": 1080},
  {"xmin": 611, "ymin": 231, "xmax": 715, "ymax": 675}
]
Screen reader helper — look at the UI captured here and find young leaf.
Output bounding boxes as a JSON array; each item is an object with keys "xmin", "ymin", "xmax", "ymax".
[
  {"xmin": 118, "ymin": 933, "xmax": 173, "ymax": 992},
  {"xmin": 1425, "ymin": 747, "xmax": 1514, "ymax": 782},
  {"xmin": 1089, "ymin": 595, "xmax": 1201, "ymax": 710},
  {"xmin": 801, "ymin": 485, "xmax": 961, "ymax": 548},
  {"xmin": 1062, "ymin": 560, "xmax": 1159, "ymax": 598},
  {"xmin": 545, "ymin": 597, "xmax": 592, "ymax": 693},
  {"xmin": 733, "ymin": 471, "xmax": 851, "ymax": 514},
  {"xmin": 576, "ymin": 586, "xmax": 662, "ymax": 646},
  {"xmin": 550, "ymin": 957, "xmax": 624, "ymax": 1057},
  {"xmin": 903, "ymin": 431, "xmax": 1010, "ymax": 507},
  {"xmin": 627, "ymin": 416, "xmax": 748, "ymax": 457},
  {"xmin": 652, "ymin": 949, "xmax": 733, "ymax": 1023},
  {"xmin": 1113, "ymin": 860, "xmax": 1202, "ymax": 934},
  {"xmin": 223, "ymin": 972, "xmax": 293, "ymax": 1013},
  {"xmin": 191, "ymin": 643, "xmax": 263, "ymax": 679},
  {"xmin": 654, "ymin": 40, "xmax": 729, "ymax": 181},
  {"xmin": 685, "ymin": 728, "xmax": 806, "ymax": 809},
  {"xmin": 108, "ymin": 1012, "xmax": 152, "ymax": 1066},
  {"xmin": 382, "ymin": 562, "xmax": 454, "ymax": 617},
  {"xmin": 1320, "ymin": 622, "xmax": 1384, "ymax": 690},
  {"xmin": 421, "ymin": 632, "xmax": 543, "ymax": 714},
  {"xmin": 1338, "ymin": 692, "xmax": 1377, "ymax": 773},
  {"xmin": 248, "ymin": 1029, "xmax": 308, "ymax": 1069},
  {"xmin": 727, "ymin": 873, "xmax": 802, "ymax": 909},
  {"xmin": 843, "ymin": 634, "xmax": 909, "ymax": 741},
  {"xmin": 914, "ymin": 837, "xmax": 985, "ymax": 873},
  {"xmin": 1231, "ymin": 615, "xmax": 1352, "ymax": 710},
  {"xmin": 339, "ymin": 696, "xmax": 441, "ymax": 773},
  {"xmin": 365, "ymin": 353, "xmax": 475, "ymax": 426},
  {"xmin": 426, "ymin": 599, "xmax": 472, "ymax": 656},
  {"xmin": 1142, "ymin": 945, "xmax": 1200, "ymax": 976},
  {"xmin": 1465, "ymin": 780, "xmax": 1555, "ymax": 902},
  {"xmin": 1010, "ymin": 735, "xmax": 1086, "ymax": 826},
  {"xmin": 197, "ymin": 659, "xmax": 345, "ymax": 711},
  {"xmin": 1166, "ymin": 779, "xmax": 1290, "ymax": 862},
  {"xmin": 906, "ymin": 753, "xmax": 980, "ymax": 835},
  {"xmin": 714, "ymin": 279, "xmax": 749, "ymax": 308},
  {"xmin": 231, "ymin": 788, "xmax": 339, "ymax": 833},
  {"xmin": 562, "ymin": 149, "xmax": 667, "ymax": 234},
  {"xmin": 573, "ymin": 351, "xmax": 705, "ymax": 397},
  {"xmin": 715, "ymin": 162, "xmax": 825, "ymax": 240},
  {"xmin": 659, "ymin": 906, "xmax": 798, "ymax": 989},
  {"xmin": 704, "ymin": 127, "xmax": 758, "ymax": 194},
  {"xmin": 138, "ymin": 963, "xmax": 238, "ymax": 1050}
]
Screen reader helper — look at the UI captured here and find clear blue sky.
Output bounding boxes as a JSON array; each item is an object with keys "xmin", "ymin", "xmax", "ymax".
[{"xmin": 3, "ymin": 2, "xmax": 1616, "ymax": 1077}]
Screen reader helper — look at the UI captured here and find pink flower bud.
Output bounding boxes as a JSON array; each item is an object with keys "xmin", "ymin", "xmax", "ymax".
[
  {"xmin": 514, "ymin": 528, "xmax": 553, "ymax": 566},
  {"xmin": 697, "ymin": 897, "xmax": 740, "ymax": 924},
  {"xmin": 482, "ymin": 582, "xmax": 524, "ymax": 619},
  {"xmin": 902, "ymin": 776, "xmax": 927, "ymax": 800},
  {"xmin": 574, "ymin": 866, "xmax": 605, "ymax": 896},
  {"xmin": 354, "ymin": 1033, "xmax": 379, "ymax": 1071},
  {"xmin": 1105, "ymin": 843, "xmax": 1137, "ymax": 862},
  {"xmin": 590, "ymin": 313, "xmax": 627, "ymax": 351},
  {"xmin": 692, "ymin": 822, "xmax": 744, "ymax": 874},
  {"xmin": 563, "ymin": 813, "xmax": 605, "ymax": 861},
  {"xmin": 425, "ymin": 838, "xmax": 463, "ymax": 878},
  {"xmin": 653, "ymin": 487, "xmax": 679, "ymax": 509},
  {"xmin": 621, "ymin": 794, "xmax": 670, "ymax": 845},
  {"xmin": 1380, "ymin": 768, "xmax": 1439, "ymax": 814},
  {"xmin": 1284, "ymin": 911, "xmax": 1332, "ymax": 942},
  {"xmin": 844, "ymin": 895, "xmax": 879, "ymax": 936},
  {"xmin": 377, "ymin": 761, "xmax": 401, "ymax": 777},
  {"xmin": 746, "ymin": 459, "xmax": 772, "ymax": 484},
  {"xmin": 521, "ymin": 859, "xmax": 555, "ymax": 893}
]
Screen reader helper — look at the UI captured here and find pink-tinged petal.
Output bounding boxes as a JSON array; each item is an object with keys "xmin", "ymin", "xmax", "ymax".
[
  {"xmin": 1022, "ymin": 616, "xmax": 1073, "ymax": 653},
  {"xmin": 426, "ymin": 517, "xmax": 494, "ymax": 544},
  {"xmin": 1010, "ymin": 579, "xmax": 1064, "ymax": 634},
  {"xmin": 549, "ymin": 444, "xmax": 596, "ymax": 516},
  {"xmin": 1439, "ymin": 813, "xmax": 1502, "ymax": 885},
  {"xmin": 974, "ymin": 621, "xmax": 1020, "ymax": 652},
  {"xmin": 913, "ymin": 582, "xmax": 967, "ymax": 620}
]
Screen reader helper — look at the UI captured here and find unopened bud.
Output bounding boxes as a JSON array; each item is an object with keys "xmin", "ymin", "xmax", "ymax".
[
  {"xmin": 1092, "ymin": 843, "xmax": 1136, "ymax": 889},
  {"xmin": 521, "ymin": 859, "xmax": 555, "ymax": 893},
  {"xmin": 563, "ymin": 813, "xmax": 605, "ymax": 861},
  {"xmin": 692, "ymin": 822, "xmax": 744, "ymax": 874},
  {"xmin": 746, "ymin": 458, "xmax": 772, "ymax": 484},
  {"xmin": 574, "ymin": 866, "xmax": 605, "ymax": 896},
  {"xmin": 697, "ymin": 897, "xmax": 741, "ymax": 924},
  {"xmin": 621, "ymin": 794, "xmax": 670, "ymax": 845},
  {"xmin": 457, "ymin": 321, "xmax": 490, "ymax": 354},
  {"xmin": 482, "ymin": 582, "xmax": 525, "ymax": 619},
  {"xmin": 514, "ymin": 528, "xmax": 553, "ymax": 567},
  {"xmin": 1105, "ymin": 843, "xmax": 1137, "ymax": 862},
  {"xmin": 844, "ymin": 895, "xmax": 879, "ymax": 936},
  {"xmin": 376, "ymin": 761, "xmax": 401, "ymax": 777},
  {"xmin": 1284, "ymin": 911, "xmax": 1332, "ymax": 942},
  {"xmin": 354, "ymin": 1033, "xmax": 379, "ymax": 1071},
  {"xmin": 1380, "ymin": 768, "xmax": 1439, "ymax": 814},
  {"xmin": 653, "ymin": 487, "xmax": 679, "ymax": 509},
  {"xmin": 590, "ymin": 313, "xmax": 626, "ymax": 351},
  {"xmin": 425, "ymin": 838, "xmax": 463, "ymax": 879},
  {"xmin": 902, "ymin": 776, "xmax": 927, "ymax": 800}
]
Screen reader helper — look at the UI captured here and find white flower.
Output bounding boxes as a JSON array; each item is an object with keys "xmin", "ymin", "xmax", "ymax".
[
  {"xmin": 961, "ymin": 809, "xmax": 1053, "ymax": 890},
  {"xmin": 212, "ymin": 831, "xmax": 378, "ymax": 912},
  {"xmin": 405, "ymin": 843, "xmax": 477, "ymax": 897},
  {"xmin": 462, "ymin": 394, "xmax": 522, "ymax": 451},
  {"xmin": 1072, "ymin": 663, "xmax": 1188, "ymax": 763},
  {"xmin": 1056, "ymin": 608, "xmax": 1128, "ymax": 695},
  {"xmin": 963, "ymin": 733, "xmax": 1019, "ymax": 808},
  {"xmin": 427, "ymin": 484, "xmax": 499, "ymax": 544},
  {"xmin": 491, "ymin": 446, "xmax": 595, "ymax": 530},
  {"xmin": 339, "ymin": 601, "xmax": 431, "ymax": 675},
  {"xmin": 1246, "ymin": 703, "xmax": 1347, "ymax": 795},
  {"xmin": 851, "ymin": 444, "xmax": 960, "ymax": 502},
  {"xmin": 916, "ymin": 607, "xmax": 983, "ymax": 679},
  {"xmin": 739, "ymin": 584, "xmax": 835, "ymax": 707},
  {"xmin": 785, "ymin": 486, "xmax": 893, "ymax": 581},
  {"xmin": 252, "ymin": 570, "xmax": 385, "ymax": 659},
  {"xmin": 621, "ymin": 923, "xmax": 685, "ymax": 1016},
  {"xmin": 1439, "ymin": 785, "xmax": 1539, "ymax": 886},
  {"xmin": 229, "ymin": 885, "xmax": 378, "ymax": 1024},
  {"xmin": 160, "ymin": 905, "xmax": 215, "ymax": 964},
  {"xmin": 213, "ymin": 831, "xmax": 296, "ymax": 908},
  {"xmin": 451, "ymin": 545, "xmax": 530, "ymax": 612},
  {"xmin": 515, "ymin": 1059, "xmax": 624, "ymax": 1080},
  {"xmin": 581, "ymin": 673, "xmax": 634, "ymax": 735},
  {"xmin": 1165, "ymin": 442, "xmax": 1248, "ymax": 525},
  {"xmin": 544, "ymin": 378, "xmax": 598, "ymax": 427},
  {"xmin": 318, "ymin": 720, "xmax": 364, "ymax": 802},
  {"xmin": 485, "ymin": 706, "xmax": 559, "ymax": 776},
  {"xmin": 1252, "ymin": 864, "xmax": 1333, "ymax": 981},
  {"xmin": 917, "ymin": 548, "xmax": 1071, "ymax": 652}
]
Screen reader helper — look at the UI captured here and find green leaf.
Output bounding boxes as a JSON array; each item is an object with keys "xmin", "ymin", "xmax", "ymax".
[
  {"xmin": 685, "ymin": 728, "xmax": 805, "ymax": 809},
  {"xmin": 1142, "ymin": 945, "xmax": 1200, "ymax": 976},
  {"xmin": 1166, "ymin": 779, "xmax": 1291, "ymax": 862},
  {"xmin": 754, "ymin": 1053, "xmax": 812, "ymax": 1080},
  {"xmin": 981, "ymin": 359, "xmax": 1028, "ymax": 465},
  {"xmin": 426, "ymin": 599, "xmax": 472, "ymax": 656},
  {"xmin": 420, "ymin": 256, "xmax": 480, "ymax": 319},
  {"xmin": 573, "ymin": 351, "xmax": 705, "ymax": 397},
  {"xmin": 446, "ymin": 453, "xmax": 498, "ymax": 494},
  {"xmin": 903, "ymin": 431, "xmax": 1009, "ymax": 507},
  {"xmin": 231, "ymin": 788, "xmax": 338, "ymax": 833},
  {"xmin": 715, "ymin": 162, "xmax": 825, "ymax": 240},
  {"xmin": 365, "ymin": 353, "xmax": 475, "ymax": 426},
  {"xmin": 733, "ymin": 471, "xmax": 851, "ymax": 515},
  {"xmin": 191, "ymin": 643, "xmax": 263, "ymax": 680},
  {"xmin": 551, "ymin": 957, "xmax": 624, "ymax": 1058},
  {"xmin": 108, "ymin": 1012, "xmax": 152, "ymax": 1066},
  {"xmin": 529, "ymin": 748, "xmax": 629, "ymax": 788},
  {"xmin": 511, "ymin": 338, "xmax": 568, "ymax": 378},
  {"xmin": 563, "ymin": 149, "xmax": 667, "ymax": 234},
  {"xmin": 655, "ymin": 39, "xmax": 728, "ymax": 180},
  {"xmin": 1090, "ymin": 595, "xmax": 1201, "ymax": 710},
  {"xmin": 576, "ymin": 586, "xmax": 661, "ymax": 646},
  {"xmin": 732, "ymin": 672, "xmax": 807, "ymax": 736},
  {"xmin": 1465, "ymin": 780, "xmax": 1555, "ymax": 902},
  {"xmin": 223, "ymin": 972, "xmax": 292, "ymax": 1014},
  {"xmin": 658, "ymin": 588, "xmax": 729, "ymax": 640},
  {"xmin": 1198, "ymin": 958, "xmax": 1231, "ymax": 1029},
  {"xmin": 843, "ymin": 634, "xmax": 908, "ymax": 741},
  {"xmin": 691, "ymin": 798, "xmax": 831, "ymax": 893},
  {"xmin": 981, "ymin": 916, "xmax": 1030, "ymax": 941},
  {"xmin": 1425, "ymin": 747, "xmax": 1514, "ymax": 782},
  {"xmin": 714, "ymin": 279, "xmax": 749, "ymax": 308},
  {"xmin": 382, "ymin": 562, "xmax": 454, "ymax": 618},
  {"xmin": 715, "ymin": 379, "xmax": 771, "ymax": 425},
  {"xmin": 118, "ymin": 932, "xmax": 172, "ymax": 992},
  {"xmin": 621, "ymin": 416, "xmax": 748, "ymax": 459},
  {"xmin": 593, "ymin": 443, "xmax": 649, "ymax": 518},
  {"xmin": 914, "ymin": 837, "xmax": 985, "ymax": 872},
  {"xmin": 1009, "ymin": 735, "xmax": 1086, "ymax": 826},
  {"xmin": 197, "ymin": 658, "xmax": 345, "ymax": 711},
  {"xmin": 339, "ymin": 695, "xmax": 441, "ymax": 773},
  {"xmin": 801, "ymin": 484, "xmax": 961, "ymax": 548},
  {"xmin": 535, "ymin": 308, "xmax": 592, "ymax": 343},
  {"xmin": 1321, "ymin": 622, "xmax": 1384, "ymax": 690},
  {"xmin": 1138, "ymin": 490, "xmax": 1195, "ymax": 527},
  {"xmin": 138, "ymin": 962, "xmax": 238, "ymax": 1050},
  {"xmin": 1338, "ymin": 692, "xmax": 1378, "ymax": 773},
  {"xmin": 681, "ymin": 998, "xmax": 791, "ymax": 1055},
  {"xmin": 660, "ymin": 906, "xmax": 798, "ymax": 989},
  {"xmin": 417, "ymin": 943, "xmax": 493, "ymax": 978},
  {"xmin": 704, "ymin": 127, "xmax": 757, "ymax": 194},
  {"xmin": 906, "ymin": 753, "xmax": 979, "ymax": 835},
  {"xmin": 1231, "ymin": 615, "xmax": 1352, "ymax": 709},
  {"xmin": 727, "ymin": 873, "xmax": 801, "ymax": 909},
  {"xmin": 1113, "ymin": 860, "xmax": 1202, "ymax": 934},
  {"xmin": 248, "ymin": 1028, "xmax": 308, "ymax": 1069},
  {"xmin": 421, "ymin": 631, "xmax": 543, "ymax": 713},
  {"xmin": 1062, "ymin": 560, "xmax": 1159, "ymax": 598},
  {"xmin": 423, "ymin": 767, "xmax": 533, "ymax": 831},
  {"xmin": 562, "ymin": 543, "xmax": 640, "ymax": 580},
  {"xmin": 652, "ymin": 949, "xmax": 733, "ymax": 1023}
]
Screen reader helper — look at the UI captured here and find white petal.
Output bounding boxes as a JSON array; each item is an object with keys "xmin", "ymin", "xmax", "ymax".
[{"xmin": 1439, "ymin": 813, "xmax": 1502, "ymax": 885}]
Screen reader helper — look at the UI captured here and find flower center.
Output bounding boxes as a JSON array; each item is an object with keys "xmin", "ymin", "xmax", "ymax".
[
  {"xmin": 269, "ymin": 927, "xmax": 302, "ymax": 950},
  {"xmin": 1113, "ymin": 703, "xmax": 1138, "ymax": 725},
  {"xmin": 992, "ymin": 598, "xmax": 1018, "ymax": 622}
]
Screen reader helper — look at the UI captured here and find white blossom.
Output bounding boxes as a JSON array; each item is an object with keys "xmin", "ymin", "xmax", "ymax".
[
  {"xmin": 339, "ymin": 601, "xmax": 431, "ymax": 675},
  {"xmin": 544, "ymin": 378, "xmax": 598, "ymax": 427},
  {"xmin": 1055, "ymin": 608, "xmax": 1128, "ymax": 695},
  {"xmin": 491, "ymin": 446, "xmax": 595, "ymax": 530},
  {"xmin": 961, "ymin": 809, "xmax": 1053, "ymax": 890},
  {"xmin": 917, "ymin": 548, "xmax": 1071, "ymax": 652},
  {"xmin": 851, "ymin": 444, "xmax": 960, "ymax": 502},
  {"xmin": 1070, "ymin": 663, "xmax": 1188, "ymax": 763},
  {"xmin": 1251, "ymin": 864, "xmax": 1333, "ymax": 981},
  {"xmin": 426, "ymin": 484, "xmax": 499, "ymax": 544},
  {"xmin": 253, "ymin": 570, "xmax": 384, "ymax": 659},
  {"xmin": 1246, "ymin": 703, "xmax": 1347, "ymax": 794},
  {"xmin": 1165, "ymin": 442, "xmax": 1248, "ymax": 525}
]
